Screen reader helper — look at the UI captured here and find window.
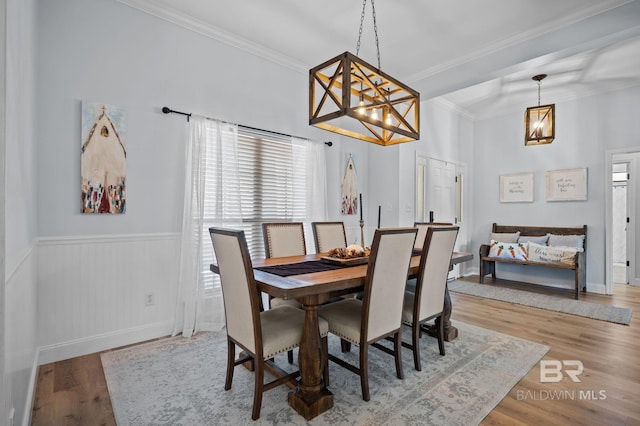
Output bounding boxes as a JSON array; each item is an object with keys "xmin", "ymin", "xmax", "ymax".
[{"xmin": 201, "ymin": 126, "xmax": 321, "ymax": 292}]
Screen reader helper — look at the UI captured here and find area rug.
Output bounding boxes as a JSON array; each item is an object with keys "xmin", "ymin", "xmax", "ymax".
[
  {"xmin": 449, "ymin": 280, "xmax": 632, "ymax": 325},
  {"xmin": 101, "ymin": 322, "xmax": 549, "ymax": 425}
]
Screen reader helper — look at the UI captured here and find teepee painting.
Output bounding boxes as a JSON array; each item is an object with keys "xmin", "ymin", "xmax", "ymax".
[
  {"xmin": 341, "ymin": 153, "xmax": 358, "ymax": 215},
  {"xmin": 81, "ymin": 102, "xmax": 126, "ymax": 214}
]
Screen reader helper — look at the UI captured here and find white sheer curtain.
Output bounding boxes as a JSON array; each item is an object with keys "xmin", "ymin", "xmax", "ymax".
[
  {"xmin": 295, "ymin": 137, "xmax": 328, "ymax": 247},
  {"xmin": 173, "ymin": 116, "xmax": 240, "ymax": 337},
  {"xmin": 174, "ymin": 118, "xmax": 328, "ymax": 337}
]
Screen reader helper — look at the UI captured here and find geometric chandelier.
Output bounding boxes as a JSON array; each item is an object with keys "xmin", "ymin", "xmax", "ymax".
[
  {"xmin": 309, "ymin": 1, "xmax": 419, "ymax": 146},
  {"xmin": 524, "ymin": 74, "xmax": 555, "ymax": 146}
]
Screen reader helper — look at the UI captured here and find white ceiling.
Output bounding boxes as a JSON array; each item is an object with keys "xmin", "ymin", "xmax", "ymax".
[{"xmin": 119, "ymin": 0, "xmax": 640, "ymax": 119}]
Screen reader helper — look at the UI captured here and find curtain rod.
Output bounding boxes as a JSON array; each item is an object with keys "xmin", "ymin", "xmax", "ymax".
[{"xmin": 161, "ymin": 106, "xmax": 333, "ymax": 146}]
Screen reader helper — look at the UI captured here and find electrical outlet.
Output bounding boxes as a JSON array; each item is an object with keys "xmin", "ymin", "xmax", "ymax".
[{"xmin": 145, "ymin": 293, "xmax": 155, "ymax": 306}]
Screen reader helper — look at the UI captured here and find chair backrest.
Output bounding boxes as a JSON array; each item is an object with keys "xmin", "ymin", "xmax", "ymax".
[
  {"xmin": 414, "ymin": 226, "xmax": 459, "ymax": 321},
  {"xmin": 312, "ymin": 221, "xmax": 347, "ymax": 253},
  {"xmin": 413, "ymin": 222, "xmax": 453, "ymax": 251},
  {"xmin": 262, "ymin": 222, "xmax": 307, "ymax": 258},
  {"xmin": 209, "ymin": 227, "xmax": 261, "ymax": 356},
  {"xmin": 362, "ymin": 228, "xmax": 418, "ymax": 342}
]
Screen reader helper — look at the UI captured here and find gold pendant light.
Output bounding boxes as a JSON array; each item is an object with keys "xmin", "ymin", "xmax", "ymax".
[
  {"xmin": 525, "ymin": 74, "xmax": 555, "ymax": 146},
  {"xmin": 309, "ymin": 0, "xmax": 420, "ymax": 146}
]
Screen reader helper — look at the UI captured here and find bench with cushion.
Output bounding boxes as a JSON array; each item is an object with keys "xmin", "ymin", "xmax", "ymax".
[{"xmin": 479, "ymin": 223, "xmax": 587, "ymax": 299}]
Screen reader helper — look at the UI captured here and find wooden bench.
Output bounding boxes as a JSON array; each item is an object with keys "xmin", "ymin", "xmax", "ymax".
[{"xmin": 479, "ymin": 223, "xmax": 587, "ymax": 299}]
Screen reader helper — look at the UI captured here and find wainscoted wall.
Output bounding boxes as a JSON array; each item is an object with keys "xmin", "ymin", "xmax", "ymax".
[
  {"xmin": 6, "ymin": 245, "xmax": 38, "ymax": 426},
  {"xmin": 37, "ymin": 233, "xmax": 181, "ymax": 364}
]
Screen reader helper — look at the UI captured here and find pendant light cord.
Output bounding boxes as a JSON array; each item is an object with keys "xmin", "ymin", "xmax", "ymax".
[
  {"xmin": 355, "ymin": 0, "xmax": 381, "ymax": 70},
  {"xmin": 537, "ymin": 80, "xmax": 541, "ymax": 106}
]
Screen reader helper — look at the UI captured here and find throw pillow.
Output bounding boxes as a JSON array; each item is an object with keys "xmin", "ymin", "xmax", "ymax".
[
  {"xmin": 488, "ymin": 240, "xmax": 527, "ymax": 260},
  {"xmin": 547, "ymin": 234, "xmax": 585, "ymax": 251},
  {"xmin": 518, "ymin": 235, "xmax": 549, "ymax": 245},
  {"xmin": 490, "ymin": 231, "xmax": 520, "ymax": 243},
  {"xmin": 528, "ymin": 241, "xmax": 578, "ymax": 266}
]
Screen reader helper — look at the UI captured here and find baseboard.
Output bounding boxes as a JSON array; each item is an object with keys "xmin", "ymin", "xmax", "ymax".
[
  {"xmin": 22, "ymin": 349, "xmax": 41, "ymax": 426},
  {"xmin": 588, "ymin": 282, "xmax": 606, "ymax": 294},
  {"xmin": 38, "ymin": 321, "xmax": 174, "ymax": 365}
]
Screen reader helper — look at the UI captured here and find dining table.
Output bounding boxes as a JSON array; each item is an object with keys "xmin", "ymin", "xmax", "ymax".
[{"xmin": 249, "ymin": 250, "xmax": 473, "ymax": 420}]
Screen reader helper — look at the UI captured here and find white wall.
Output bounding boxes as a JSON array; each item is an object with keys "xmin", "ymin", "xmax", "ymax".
[
  {"xmin": 471, "ymin": 86, "xmax": 640, "ymax": 292},
  {"xmin": 5, "ymin": 0, "xmax": 38, "ymax": 424}
]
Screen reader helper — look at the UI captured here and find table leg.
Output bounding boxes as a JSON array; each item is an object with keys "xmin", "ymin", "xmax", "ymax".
[
  {"xmin": 424, "ymin": 283, "xmax": 458, "ymax": 341},
  {"xmin": 288, "ymin": 302, "xmax": 333, "ymax": 419}
]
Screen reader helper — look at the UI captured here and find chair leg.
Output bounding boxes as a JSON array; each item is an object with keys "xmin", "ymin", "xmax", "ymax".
[
  {"xmin": 287, "ymin": 350, "xmax": 294, "ymax": 364},
  {"xmin": 341, "ymin": 339, "xmax": 351, "ymax": 353},
  {"xmin": 394, "ymin": 331, "xmax": 404, "ymax": 380},
  {"xmin": 437, "ymin": 315, "xmax": 445, "ymax": 356},
  {"xmin": 359, "ymin": 345, "xmax": 370, "ymax": 401},
  {"xmin": 252, "ymin": 360, "xmax": 264, "ymax": 420},
  {"xmin": 225, "ymin": 339, "xmax": 235, "ymax": 390},
  {"xmin": 322, "ymin": 336, "xmax": 330, "ymax": 387},
  {"xmin": 412, "ymin": 322, "xmax": 422, "ymax": 371}
]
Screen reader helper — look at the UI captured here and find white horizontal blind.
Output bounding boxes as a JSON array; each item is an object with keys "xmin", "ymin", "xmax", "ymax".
[{"xmin": 202, "ymin": 125, "xmax": 310, "ymax": 292}]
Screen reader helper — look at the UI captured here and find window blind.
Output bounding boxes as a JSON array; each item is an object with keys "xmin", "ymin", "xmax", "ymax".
[{"xmin": 201, "ymin": 125, "xmax": 311, "ymax": 292}]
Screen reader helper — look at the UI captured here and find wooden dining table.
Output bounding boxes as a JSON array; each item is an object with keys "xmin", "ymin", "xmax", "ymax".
[{"xmin": 250, "ymin": 251, "xmax": 472, "ymax": 420}]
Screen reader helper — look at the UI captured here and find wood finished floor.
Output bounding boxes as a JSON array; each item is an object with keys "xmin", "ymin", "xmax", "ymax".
[{"xmin": 31, "ymin": 277, "xmax": 640, "ymax": 426}]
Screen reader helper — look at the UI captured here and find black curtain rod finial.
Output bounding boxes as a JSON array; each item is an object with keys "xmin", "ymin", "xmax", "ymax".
[{"xmin": 325, "ymin": 141, "xmax": 333, "ymax": 147}]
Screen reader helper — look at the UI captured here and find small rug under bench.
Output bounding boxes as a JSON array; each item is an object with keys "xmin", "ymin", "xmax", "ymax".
[{"xmin": 449, "ymin": 280, "xmax": 632, "ymax": 325}]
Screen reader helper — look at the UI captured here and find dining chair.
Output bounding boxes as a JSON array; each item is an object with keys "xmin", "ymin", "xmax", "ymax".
[
  {"xmin": 262, "ymin": 222, "xmax": 307, "ymax": 258},
  {"xmin": 261, "ymin": 222, "xmax": 306, "ymax": 363},
  {"xmin": 413, "ymin": 222, "xmax": 454, "ymax": 251},
  {"xmin": 209, "ymin": 227, "xmax": 329, "ymax": 420},
  {"xmin": 261, "ymin": 222, "xmax": 306, "ymax": 309},
  {"xmin": 402, "ymin": 225, "xmax": 459, "ymax": 371},
  {"xmin": 319, "ymin": 227, "xmax": 418, "ymax": 401},
  {"xmin": 311, "ymin": 221, "xmax": 347, "ymax": 253}
]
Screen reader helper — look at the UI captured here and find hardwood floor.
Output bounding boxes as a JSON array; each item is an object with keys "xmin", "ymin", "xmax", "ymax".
[{"xmin": 31, "ymin": 278, "xmax": 640, "ymax": 425}]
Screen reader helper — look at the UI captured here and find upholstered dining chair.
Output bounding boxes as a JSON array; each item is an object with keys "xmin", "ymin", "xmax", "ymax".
[
  {"xmin": 402, "ymin": 225, "xmax": 459, "ymax": 371},
  {"xmin": 261, "ymin": 222, "xmax": 306, "ymax": 363},
  {"xmin": 262, "ymin": 222, "xmax": 307, "ymax": 258},
  {"xmin": 311, "ymin": 221, "xmax": 347, "ymax": 253},
  {"xmin": 209, "ymin": 227, "xmax": 329, "ymax": 420},
  {"xmin": 319, "ymin": 227, "xmax": 418, "ymax": 401},
  {"xmin": 413, "ymin": 222, "xmax": 454, "ymax": 251}
]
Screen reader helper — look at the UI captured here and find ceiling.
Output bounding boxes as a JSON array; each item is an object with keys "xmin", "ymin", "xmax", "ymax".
[{"xmin": 119, "ymin": 0, "xmax": 640, "ymax": 119}]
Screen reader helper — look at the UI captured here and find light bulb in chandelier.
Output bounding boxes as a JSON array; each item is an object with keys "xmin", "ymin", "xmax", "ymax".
[{"xmin": 371, "ymin": 108, "xmax": 379, "ymax": 121}]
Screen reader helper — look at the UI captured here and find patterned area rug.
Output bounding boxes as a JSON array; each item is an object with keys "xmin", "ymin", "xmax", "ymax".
[
  {"xmin": 449, "ymin": 280, "xmax": 632, "ymax": 325},
  {"xmin": 102, "ymin": 322, "xmax": 548, "ymax": 425}
]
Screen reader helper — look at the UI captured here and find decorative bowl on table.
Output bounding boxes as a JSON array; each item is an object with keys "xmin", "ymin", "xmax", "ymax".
[{"xmin": 321, "ymin": 244, "xmax": 370, "ymax": 265}]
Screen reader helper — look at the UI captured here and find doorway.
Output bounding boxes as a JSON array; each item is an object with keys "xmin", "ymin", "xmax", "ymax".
[{"xmin": 606, "ymin": 149, "xmax": 640, "ymax": 293}]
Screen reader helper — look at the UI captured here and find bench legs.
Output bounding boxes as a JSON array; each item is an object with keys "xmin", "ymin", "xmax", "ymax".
[{"xmin": 479, "ymin": 259, "xmax": 496, "ymax": 284}]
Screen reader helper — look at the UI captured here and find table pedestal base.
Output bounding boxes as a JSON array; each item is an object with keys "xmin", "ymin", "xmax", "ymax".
[{"xmin": 288, "ymin": 387, "xmax": 333, "ymax": 420}]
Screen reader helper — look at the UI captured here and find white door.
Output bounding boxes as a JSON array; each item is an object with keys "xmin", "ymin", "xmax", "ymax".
[
  {"xmin": 609, "ymin": 151, "xmax": 640, "ymax": 290},
  {"xmin": 426, "ymin": 158, "xmax": 457, "ymax": 224}
]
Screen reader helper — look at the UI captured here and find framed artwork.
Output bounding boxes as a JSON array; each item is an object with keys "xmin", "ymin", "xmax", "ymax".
[
  {"xmin": 341, "ymin": 152, "xmax": 358, "ymax": 215},
  {"xmin": 81, "ymin": 102, "xmax": 127, "ymax": 213},
  {"xmin": 499, "ymin": 173, "xmax": 534, "ymax": 203},
  {"xmin": 546, "ymin": 168, "xmax": 588, "ymax": 201}
]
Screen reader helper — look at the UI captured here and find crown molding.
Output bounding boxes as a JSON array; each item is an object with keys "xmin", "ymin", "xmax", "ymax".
[{"xmin": 116, "ymin": 0, "xmax": 308, "ymax": 73}]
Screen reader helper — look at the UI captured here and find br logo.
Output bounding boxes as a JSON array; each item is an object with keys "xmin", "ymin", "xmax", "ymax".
[{"xmin": 540, "ymin": 360, "xmax": 584, "ymax": 382}]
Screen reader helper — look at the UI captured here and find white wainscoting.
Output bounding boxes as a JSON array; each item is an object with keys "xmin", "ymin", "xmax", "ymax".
[
  {"xmin": 37, "ymin": 233, "xmax": 181, "ymax": 364},
  {"xmin": 6, "ymin": 245, "xmax": 38, "ymax": 426}
]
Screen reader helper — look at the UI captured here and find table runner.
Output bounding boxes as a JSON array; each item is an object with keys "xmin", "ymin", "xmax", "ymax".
[{"xmin": 254, "ymin": 260, "xmax": 348, "ymax": 277}]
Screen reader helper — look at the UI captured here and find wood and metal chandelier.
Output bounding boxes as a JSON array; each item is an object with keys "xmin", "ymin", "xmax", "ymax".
[
  {"xmin": 309, "ymin": 0, "xmax": 419, "ymax": 146},
  {"xmin": 524, "ymin": 74, "xmax": 555, "ymax": 146}
]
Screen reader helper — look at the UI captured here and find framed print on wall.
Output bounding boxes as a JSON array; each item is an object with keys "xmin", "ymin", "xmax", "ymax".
[
  {"xmin": 546, "ymin": 168, "xmax": 588, "ymax": 201},
  {"xmin": 499, "ymin": 172, "xmax": 534, "ymax": 203}
]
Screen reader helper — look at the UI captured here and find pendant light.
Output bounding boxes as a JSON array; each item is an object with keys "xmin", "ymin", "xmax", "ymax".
[
  {"xmin": 524, "ymin": 74, "xmax": 555, "ymax": 146},
  {"xmin": 309, "ymin": 0, "xmax": 420, "ymax": 146}
]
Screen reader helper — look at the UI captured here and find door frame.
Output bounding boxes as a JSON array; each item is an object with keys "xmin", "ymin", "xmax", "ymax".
[{"xmin": 606, "ymin": 147, "xmax": 640, "ymax": 293}]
